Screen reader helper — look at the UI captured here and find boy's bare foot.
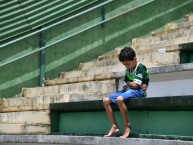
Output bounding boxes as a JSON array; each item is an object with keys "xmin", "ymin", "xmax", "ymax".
[
  {"xmin": 120, "ymin": 124, "xmax": 131, "ymax": 138},
  {"xmin": 104, "ymin": 126, "xmax": 120, "ymax": 137}
]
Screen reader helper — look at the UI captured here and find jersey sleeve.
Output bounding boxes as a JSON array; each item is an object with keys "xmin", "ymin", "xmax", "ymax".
[{"xmin": 133, "ymin": 67, "xmax": 147, "ymax": 85}]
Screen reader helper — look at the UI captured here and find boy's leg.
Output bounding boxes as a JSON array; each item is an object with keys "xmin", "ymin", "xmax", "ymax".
[
  {"xmin": 117, "ymin": 89, "xmax": 144, "ymax": 138},
  {"xmin": 117, "ymin": 96, "xmax": 131, "ymax": 138},
  {"xmin": 103, "ymin": 97, "xmax": 119, "ymax": 137}
]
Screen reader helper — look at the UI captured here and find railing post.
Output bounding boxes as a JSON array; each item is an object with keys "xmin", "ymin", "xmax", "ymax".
[
  {"xmin": 39, "ymin": 26, "xmax": 46, "ymax": 86},
  {"xmin": 101, "ymin": 7, "xmax": 105, "ymax": 27}
]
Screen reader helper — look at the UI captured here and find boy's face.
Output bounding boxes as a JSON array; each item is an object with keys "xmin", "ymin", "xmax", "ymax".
[{"xmin": 122, "ymin": 57, "xmax": 137, "ymax": 70}]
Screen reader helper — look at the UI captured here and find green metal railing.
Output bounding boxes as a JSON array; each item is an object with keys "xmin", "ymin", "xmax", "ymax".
[
  {"xmin": 0, "ymin": 0, "xmax": 115, "ymax": 86},
  {"xmin": 0, "ymin": 0, "xmax": 154, "ymax": 67},
  {"xmin": 0, "ymin": 0, "xmax": 154, "ymax": 86},
  {"xmin": 0, "ymin": 0, "xmax": 99, "ymax": 41},
  {"xmin": 0, "ymin": 0, "xmax": 114, "ymax": 49}
]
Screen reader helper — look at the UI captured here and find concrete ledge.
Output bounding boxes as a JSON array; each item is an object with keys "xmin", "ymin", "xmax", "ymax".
[
  {"xmin": 50, "ymin": 95, "xmax": 193, "ymax": 111},
  {"xmin": 21, "ymin": 81, "xmax": 115, "ymax": 97},
  {"xmin": 0, "ymin": 93, "xmax": 107, "ymax": 113},
  {"xmin": 50, "ymin": 96, "xmax": 193, "ymax": 136},
  {"xmin": 0, "ymin": 135, "xmax": 193, "ymax": 145},
  {"xmin": 45, "ymin": 63, "xmax": 193, "ymax": 86},
  {"xmin": 149, "ymin": 62, "xmax": 193, "ymax": 74}
]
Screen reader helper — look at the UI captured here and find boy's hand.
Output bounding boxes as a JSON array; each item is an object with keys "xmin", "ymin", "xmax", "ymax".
[
  {"xmin": 123, "ymin": 85, "xmax": 128, "ymax": 90},
  {"xmin": 141, "ymin": 84, "xmax": 147, "ymax": 91}
]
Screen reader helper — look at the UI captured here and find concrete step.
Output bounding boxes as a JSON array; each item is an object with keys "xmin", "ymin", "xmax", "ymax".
[
  {"xmin": 78, "ymin": 58, "xmax": 120, "ymax": 70},
  {"xmin": 0, "ymin": 93, "xmax": 108, "ymax": 112},
  {"xmin": 115, "ymin": 45, "xmax": 179, "ymax": 54},
  {"xmin": 184, "ymin": 13, "xmax": 193, "ymax": 22},
  {"xmin": 132, "ymin": 26, "xmax": 193, "ymax": 47},
  {"xmin": 21, "ymin": 81, "xmax": 116, "ymax": 97},
  {"xmin": 157, "ymin": 25, "xmax": 193, "ymax": 41},
  {"xmin": 60, "ymin": 65, "xmax": 125, "ymax": 79},
  {"xmin": 132, "ymin": 25, "xmax": 193, "ymax": 47},
  {"xmin": 137, "ymin": 49, "xmax": 180, "ymax": 65},
  {"xmin": 97, "ymin": 54, "xmax": 118, "ymax": 61},
  {"xmin": 0, "ymin": 104, "xmax": 49, "ymax": 113},
  {"xmin": 0, "ymin": 124, "xmax": 50, "ymax": 135},
  {"xmin": 45, "ymin": 61, "xmax": 164, "ymax": 86},
  {"xmin": 0, "ymin": 111, "xmax": 50, "ymax": 125},
  {"xmin": 151, "ymin": 19, "xmax": 193, "ymax": 37},
  {"xmin": 1, "ymin": 93, "xmax": 107, "ymax": 108},
  {"xmin": 0, "ymin": 135, "xmax": 193, "ymax": 145},
  {"xmin": 46, "ymin": 74, "xmax": 117, "ymax": 86},
  {"xmin": 133, "ymin": 34, "xmax": 193, "ymax": 52},
  {"xmin": 114, "ymin": 46, "xmax": 180, "ymax": 65}
]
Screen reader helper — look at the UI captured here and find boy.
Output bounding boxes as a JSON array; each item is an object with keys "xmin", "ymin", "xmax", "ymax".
[{"xmin": 103, "ymin": 47, "xmax": 149, "ymax": 138}]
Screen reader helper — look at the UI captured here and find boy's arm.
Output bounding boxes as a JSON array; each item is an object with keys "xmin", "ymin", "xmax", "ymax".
[
  {"xmin": 123, "ymin": 75, "xmax": 129, "ymax": 90},
  {"xmin": 123, "ymin": 72, "xmax": 142, "ymax": 89},
  {"xmin": 126, "ymin": 81, "xmax": 147, "ymax": 90},
  {"xmin": 127, "ymin": 81, "xmax": 139, "ymax": 89},
  {"xmin": 131, "ymin": 67, "xmax": 148, "ymax": 90}
]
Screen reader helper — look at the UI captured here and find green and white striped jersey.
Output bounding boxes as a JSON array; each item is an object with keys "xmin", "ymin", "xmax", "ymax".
[{"xmin": 123, "ymin": 62, "xmax": 150, "ymax": 87}]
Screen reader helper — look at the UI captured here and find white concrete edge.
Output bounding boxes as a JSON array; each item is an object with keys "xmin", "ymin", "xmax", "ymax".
[
  {"xmin": 115, "ymin": 63, "xmax": 193, "ymax": 78},
  {"xmin": 0, "ymin": 135, "xmax": 193, "ymax": 145}
]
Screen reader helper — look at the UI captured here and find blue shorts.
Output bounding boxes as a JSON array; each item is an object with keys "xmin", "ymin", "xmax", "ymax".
[{"xmin": 108, "ymin": 88, "xmax": 145, "ymax": 105}]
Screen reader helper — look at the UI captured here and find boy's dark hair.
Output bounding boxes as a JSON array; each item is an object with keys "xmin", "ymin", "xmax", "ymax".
[{"xmin": 119, "ymin": 47, "xmax": 136, "ymax": 62}]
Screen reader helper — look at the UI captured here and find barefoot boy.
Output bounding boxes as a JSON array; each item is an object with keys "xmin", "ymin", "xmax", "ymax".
[{"xmin": 103, "ymin": 47, "xmax": 149, "ymax": 138}]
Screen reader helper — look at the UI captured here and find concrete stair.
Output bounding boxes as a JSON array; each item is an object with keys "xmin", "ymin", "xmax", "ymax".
[
  {"xmin": 21, "ymin": 81, "xmax": 115, "ymax": 97},
  {"xmin": 60, "ymin": 64, "xmax": 125, "ymax": 79},
  {"xmin": 0, "ymin": 93, "xmax": 107, "ymax": 112},
  {"xmin": 0, "ymin": 111, "xmax": 50, "ymax": 134},
  {"xmin": 126, "ymin": 14, "xmax": 193, "ymax": 65},
  {"xmin": 78, "ymin": 57, "xmax": 120, "ymax": 70},
  {"xmin": 45, "ymin": 73, "xmax": 118, "ymax": 86},
  {"xmin": 0, "ymin": 92, "xmax": 108, "ymax": 134},
  {"xmin": 0, "ymin": 111, "xmax": 50, "ymax": 124}
]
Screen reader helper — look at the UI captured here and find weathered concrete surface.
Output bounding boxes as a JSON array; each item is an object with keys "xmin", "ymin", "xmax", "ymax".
[
  {"xmin": 0, "ymin": 125, "xmax": 50, "ymax": 135},
  {"xmin": 151, "ymin": 20, "xmax": 193, "ymax": 36},
  {"xmin": 0, "ymin": 93, "xmax": 107, "ymax": 112},
  {"xmin": 97, "ymin": 54, "xmax": 118, "ymax": 61},
  {"xmin": 185, "ymin": 13, "xmax": 193, "ymax": 22},
  {"xmin": 45, "ymin": 61, "xmax": 163, "ymax": 86},
  {"xmin": 102, "ymin": 46, "xmax": 180, "ymax": 66},
  {"xmin": 134, "ymin": 35, "xmax": 193, "ymax": 51},
  {"xmin": 78, "ymin": 58, "xmax": 120, "ymax": 70},
  {"xmin": 21, "ymin": 81, "xmax": 115, "ymax": 97},
  {"xmin": 0, "ymin": 111, "xmax": 50, "ymax": 124},
  {"xmin": 0, "ymin": 104, "xmax": 49, "ymax": 113},
  {"xmin": 138, "ymin": 49, "xmax": 180, "ymax": 65},
  {"xmin": 0, "ymin": 135, "xmax": 193, "ymax": 145},
  {"xmin": 60, "ymin": 65, "xmax": 125, "ymax": 79},
  {"xmin": 45, "ymin": 61, "xmax": 193, "ymax": 86},
  {"xmin": 45, "ymin": 74, "xmax": 116, "ymax": 86},
  {"xmin": 0, "ymin": 111, "xmax": 50, "ymax": 135}
]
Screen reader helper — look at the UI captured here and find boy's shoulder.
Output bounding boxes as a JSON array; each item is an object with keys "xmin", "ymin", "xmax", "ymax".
[{"xmin": 137, "ymin": 63, "xmax": 147, "ymax": 70}]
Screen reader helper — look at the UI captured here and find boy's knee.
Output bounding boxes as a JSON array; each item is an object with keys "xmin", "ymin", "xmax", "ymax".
[
  {"xmin": 116, "ymin": 96, "xmax": 124, "ymax": 104},
  {"xmin": 103, "ymin": 97, "xmax": 111, "ymax": 105}
]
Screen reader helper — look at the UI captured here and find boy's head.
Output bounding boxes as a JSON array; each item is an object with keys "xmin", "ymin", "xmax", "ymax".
[{"xmin": 119, "ymin": 47, "xmax": 137, "ymax": 70}]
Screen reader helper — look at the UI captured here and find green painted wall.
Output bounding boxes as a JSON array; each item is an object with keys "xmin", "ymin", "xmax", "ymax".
[
  {"xmin": 180, "ymin": 43, "xmax": 193, "ymax": 63},
  {"xmin": 1, "ymin": 0, "xmax": 193, "ymax": 98},
  {"xmin": 53, "ymin": 110, "xmax": 193, "ymax": 137}
]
